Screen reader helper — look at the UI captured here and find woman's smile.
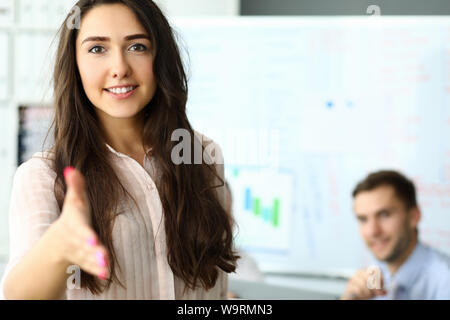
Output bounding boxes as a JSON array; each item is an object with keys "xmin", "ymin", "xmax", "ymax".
[{"xmin": 104, "ymin": 85, "xmax": 139, "ymax": 100}]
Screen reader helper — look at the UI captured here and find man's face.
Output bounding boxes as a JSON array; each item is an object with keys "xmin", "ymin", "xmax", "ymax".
[{"xmin": 353, "ymin": 185, "xmax": 420, "ymax": 263}]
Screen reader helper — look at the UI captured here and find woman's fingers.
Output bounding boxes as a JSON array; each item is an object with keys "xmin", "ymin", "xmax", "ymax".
[
  {"xmin": 74, "ymin": 225, "xmax": 110, "ymax": 279},
  {"xmin": 83, "ymin": 230, "xmax": 109, "ymax": 274},
  {"xmin": 66, "ymin": 231, "xmax": 110, "ymax": 279},
  {"xmin": 82, "ymin": 244, "xmax": 110, "ymax": 279}
]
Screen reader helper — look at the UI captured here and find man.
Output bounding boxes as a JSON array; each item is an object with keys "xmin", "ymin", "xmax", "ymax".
[{"xmin": 342, "ymin": 170, "xmax": 450, "ymax": 300}]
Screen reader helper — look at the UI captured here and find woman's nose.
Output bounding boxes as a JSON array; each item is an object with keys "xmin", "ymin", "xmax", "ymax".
[{"xmin": 110, "ymin": 50, "xmax": 131, "ymax": 79}]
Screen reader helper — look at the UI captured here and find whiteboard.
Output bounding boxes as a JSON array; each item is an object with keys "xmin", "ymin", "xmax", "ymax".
[{"xmin": 173, "ymin": 17, "xmax": 450, "ymax": 276}]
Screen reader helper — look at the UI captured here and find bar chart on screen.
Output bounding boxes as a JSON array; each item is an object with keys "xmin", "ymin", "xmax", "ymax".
[{"xmin": 227, "ymin": 167, "xmax": 294, "ymax": 253}]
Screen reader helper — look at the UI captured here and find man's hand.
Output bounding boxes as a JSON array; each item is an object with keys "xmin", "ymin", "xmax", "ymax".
[{"xmin": 341, "ymin": 269, "xmax": 387, "ymax": 300}]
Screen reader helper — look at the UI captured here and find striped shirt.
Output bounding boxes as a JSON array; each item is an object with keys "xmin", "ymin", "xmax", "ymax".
[{"xmin": 0, "ymin": 132, "xmax": 228, "ymax": 299}]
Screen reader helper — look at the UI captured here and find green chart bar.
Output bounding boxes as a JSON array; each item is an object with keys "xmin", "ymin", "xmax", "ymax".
[
  {"xmin": 253, "ymin": 197, "xmax": 261, "ymax": 216},
  {"xmin": 272, "ymin": 198, "xmax": 280, "ymax": 227}
]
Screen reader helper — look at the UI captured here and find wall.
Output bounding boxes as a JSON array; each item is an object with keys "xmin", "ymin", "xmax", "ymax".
[
  {"xmin": 241, "ymin": 0, "xmax": 450, "ymax": 15},
  {"xmin": 155, "ymin": 0, "xmax": 239, "ymax": 17}
]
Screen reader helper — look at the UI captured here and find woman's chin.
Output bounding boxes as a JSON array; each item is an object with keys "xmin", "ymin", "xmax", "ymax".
[{"xmin": 95, "ymin": 106, "xmax": 145, "ymax": 120}]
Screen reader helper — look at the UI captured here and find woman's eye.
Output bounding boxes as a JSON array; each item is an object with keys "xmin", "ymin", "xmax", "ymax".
[
  {"xmin": 89, "ymin": 46, "xmax": 105, "ymax": 54},
  {"xmin": 129, "ymin": 44, "xmax": 147, "ymax": 52}
]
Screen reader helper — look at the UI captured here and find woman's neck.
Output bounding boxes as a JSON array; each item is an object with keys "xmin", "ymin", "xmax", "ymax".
[{"xmin": 97, "ymin": 110, "xmax": 146, "ymax": 157}]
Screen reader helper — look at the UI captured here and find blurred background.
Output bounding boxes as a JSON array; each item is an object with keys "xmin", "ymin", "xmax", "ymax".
[{"xmin": 1, "ymin": 0, "xmax": 450, "ymax": 299}]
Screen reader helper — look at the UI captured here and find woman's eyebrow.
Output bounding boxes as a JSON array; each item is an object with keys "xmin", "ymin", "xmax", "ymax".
[
  {"xmin": 125, "ymin": 34, "xmax": 150, "ymax": 41},
  {"xmin": 81, "ymin": 34, "xmax": 150, "ymax": 45}
]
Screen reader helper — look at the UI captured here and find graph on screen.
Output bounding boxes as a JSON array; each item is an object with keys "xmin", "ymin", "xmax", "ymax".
[{"xmin": 227, "ymin": 167, "xmax": 294, "ymax": 252}]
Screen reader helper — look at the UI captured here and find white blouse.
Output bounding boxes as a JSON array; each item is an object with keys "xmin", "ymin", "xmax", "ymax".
[{"xmin": 0, "ymin": 132, "xmax": 228, "ymax": 299}]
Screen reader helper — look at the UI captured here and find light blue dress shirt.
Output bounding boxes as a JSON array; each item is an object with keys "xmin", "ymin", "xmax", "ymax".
[{"xmin": 373, "ymin": 242, "xmax": 450, "ymax": 300}]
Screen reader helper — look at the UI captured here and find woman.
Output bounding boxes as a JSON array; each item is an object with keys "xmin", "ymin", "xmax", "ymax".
[{"xmin": 0, "ymin": 0, "xmax": 238, "ymax": 299}]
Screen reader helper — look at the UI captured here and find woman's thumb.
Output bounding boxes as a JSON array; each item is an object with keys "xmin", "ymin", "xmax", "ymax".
[{"xmin": 64, "ymin": 166, "xmax": 88, "ymax": 206}]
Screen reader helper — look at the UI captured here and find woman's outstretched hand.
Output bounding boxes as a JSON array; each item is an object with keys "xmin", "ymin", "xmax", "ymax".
[{"xmin": 51, "ymin": 167, "xmax": 110, "ymax": 280}]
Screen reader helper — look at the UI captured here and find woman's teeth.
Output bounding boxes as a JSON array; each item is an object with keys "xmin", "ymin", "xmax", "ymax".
[{"xmin": 106, "ymin": 86, "xmax": 135, "ymax": 94}]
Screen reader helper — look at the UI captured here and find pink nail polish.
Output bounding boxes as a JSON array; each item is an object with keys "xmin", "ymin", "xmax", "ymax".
[
  {"xmin": 64, "ymin": 166, "xmax": 74, "ymax": 178},
  {"xmin": 98, "ymin": 270, "xmax": 107, "ymax": 280},
  {"xmin": 96, "ymin": 251, "xmax": 106, "ymax": 267},
  {"xmin": 87, "ymin": 236, "xmax": 97, "ymax": 246}
]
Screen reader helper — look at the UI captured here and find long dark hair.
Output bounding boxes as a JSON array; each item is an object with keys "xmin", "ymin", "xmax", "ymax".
[{"xmin": 49, "ymin": 0, "xmax": 238, "ymax": 294}]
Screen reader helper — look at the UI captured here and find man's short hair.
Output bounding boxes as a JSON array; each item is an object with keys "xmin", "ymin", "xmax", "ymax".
[{"xmin": 352, "ymin": 170, "xmax": 418, "ymax": 210}]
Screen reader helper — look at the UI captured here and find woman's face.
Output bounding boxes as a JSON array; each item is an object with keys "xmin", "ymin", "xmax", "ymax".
[{"xmin": 76, "ymin": 3, "xmax": 156, "ymax": 121}]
